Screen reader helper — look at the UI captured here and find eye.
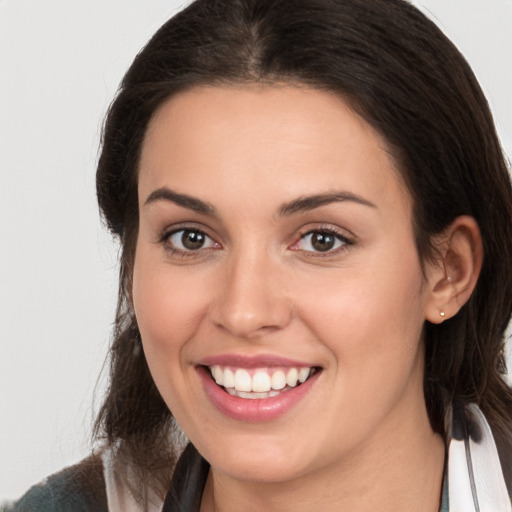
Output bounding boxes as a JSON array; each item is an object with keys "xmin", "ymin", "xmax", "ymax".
[
  {"xmin": 293, "ymin": 229, "xmax": 351, "ymax": 253},
  {"xmin": 165, "ymin": 228, "xmax": 218, "ymax": 252}
]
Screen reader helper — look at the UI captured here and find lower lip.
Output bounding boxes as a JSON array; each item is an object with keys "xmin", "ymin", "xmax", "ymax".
[{"xmin": 197, "ymin": 366, "xmax": 320, "ymax": 422}]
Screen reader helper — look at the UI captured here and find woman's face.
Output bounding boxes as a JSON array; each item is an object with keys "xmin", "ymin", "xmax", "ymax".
[{"xmin": 133, "ymin": 85, "xmax": 435, "ymax": 483}]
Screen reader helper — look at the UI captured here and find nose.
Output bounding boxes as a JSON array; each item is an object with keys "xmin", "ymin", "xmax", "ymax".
[{"xmin": 209, "ymin": 250, "xmax": 293, "ymax": 339}]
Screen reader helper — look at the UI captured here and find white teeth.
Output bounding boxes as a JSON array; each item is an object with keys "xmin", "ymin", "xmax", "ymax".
[
  {"xmin": 212, "ymin": 365, "xmax": 223, "ymax": 385},
  {"xmin": 223, "ymin": 368, "xmax": 235, "ymax": 388},
  {"xmin": 234, "ymin": 369, "xmax": 252, "ymax": 392},
  {"xmin": 298, "ymin": 367, "xmax": 311, "ymax": 383},
  {"xmin": 226, "ymin": 388, "xmax": 284, "ymax": 399},
  {"xmin": 236, "ymin": 390, "xmax": 269, "ymax": 399},
  {"xmin": 252, "ymin": 370, "xmax": 272, "ymax": 392},
  {"xmin": 209, "ymin": 365, "xmax": 315, "ymax": 396},
  {"xmin": 271, "ymin": 370, "xmax": 286, "ymax": 390},
  {"xmin": 286, "ymin": 367, "xmax": 299, "ymax": 387}
]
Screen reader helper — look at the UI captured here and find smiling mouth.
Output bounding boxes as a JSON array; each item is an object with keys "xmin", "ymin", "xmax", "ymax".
[{"xmin": 206, "ymin": 365, "xmax": 320, "ymax": 399}]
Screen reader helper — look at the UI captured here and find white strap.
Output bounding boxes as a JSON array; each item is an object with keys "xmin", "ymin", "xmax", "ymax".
[
  {"xmin": 448, "ymin": 403, "xmax": 511, "ymax": 512},
  {"xmin": 102, "ymin": 447, "xmax": 164, "ymax": 512}
]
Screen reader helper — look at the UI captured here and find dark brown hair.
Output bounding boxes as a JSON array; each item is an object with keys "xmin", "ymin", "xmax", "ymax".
[{"xmin": 95, "ymin": 0, "xmax": 512, "ymax": 504}]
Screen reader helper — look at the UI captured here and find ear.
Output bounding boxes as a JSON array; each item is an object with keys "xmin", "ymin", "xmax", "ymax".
[{"xmin": 424, "ymin": 216, "xmax": 483, "ymax": 324}]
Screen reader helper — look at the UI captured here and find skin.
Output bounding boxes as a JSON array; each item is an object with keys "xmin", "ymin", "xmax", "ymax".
[{"xmin": 132, "ymin": 85, "xmax": 481, "ymax": 511}]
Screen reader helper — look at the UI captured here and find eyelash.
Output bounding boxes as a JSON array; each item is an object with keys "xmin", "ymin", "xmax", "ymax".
[
  {"xmin": 159, "ymin": 227, "xmax": 220, "ymax": 258},
  {"xmin": 158, "ymin": 226, "xmax": 354, "ymax": 258},
  {"xmin": 292, "ymin": 227, "xmax": 354, "ymax": 257}
]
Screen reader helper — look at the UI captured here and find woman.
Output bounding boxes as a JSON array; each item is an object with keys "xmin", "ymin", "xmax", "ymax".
[{"xmin": 12, "ymin": 0, "xmax": 512, "ymax": 511}]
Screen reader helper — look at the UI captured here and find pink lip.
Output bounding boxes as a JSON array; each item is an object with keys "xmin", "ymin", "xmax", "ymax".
[
  {"xmin": 197, "ymin": 365, "xmax": 320, "ymax": 422},
  {"xmin": 199, "ymin": 353, "xmax": 315, "ymax": 368}
]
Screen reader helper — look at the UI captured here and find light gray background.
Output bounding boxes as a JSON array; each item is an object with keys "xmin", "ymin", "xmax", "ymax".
[{"xmin": 1, "ymin": 0, "xmax": 511, "ymax": 502}]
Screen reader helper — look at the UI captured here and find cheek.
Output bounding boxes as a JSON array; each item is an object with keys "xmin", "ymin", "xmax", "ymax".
[
  {"xmin": 132, "ymin": 255, "xmax": 209, "ymax": 362},
  {"xmin": 292, "ymin": 257, "xmax": 427, "ymax": 444},
  {"xmin": 131, "ymin": 255, "xmax": 213, "ymax": 423},
  {"xmin": 294, "ymin": 247, "xmax": 426, "ymax": 378}
]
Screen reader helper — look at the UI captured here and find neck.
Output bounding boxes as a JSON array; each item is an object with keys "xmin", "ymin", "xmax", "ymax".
[{"xmin": 201, "ymin": 408, "xmax": 445, "ymax": 512}]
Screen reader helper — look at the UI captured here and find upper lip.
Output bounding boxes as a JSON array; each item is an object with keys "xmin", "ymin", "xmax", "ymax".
[{"xmin": 198, "ymin": 353, "xmax": 319, "ymax": 369}]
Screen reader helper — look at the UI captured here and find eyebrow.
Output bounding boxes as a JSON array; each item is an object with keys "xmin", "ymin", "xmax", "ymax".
[
  {"xmin": 277, "ymin": 192, "xmax": 377, "ymax": 217},
  {"xmin": 143, "ymin": 187, "xmax": 376, "ymax": 217},
  {"xmin": 143, "ymin": 187, "xmax": 216, "ymax": 216}
]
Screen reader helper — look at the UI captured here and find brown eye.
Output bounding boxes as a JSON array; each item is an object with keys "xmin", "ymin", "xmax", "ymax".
[
  {"xmin": 166, "ymin": 229, "xmax": 218, "ymax": 252},
  {"xmin": 296, "ymin": 229, "xmax": 350, "ymax": 254},
  {"xmin": 310, "ymin": 232, "xmax": 336, "ymax": 252},
  {"xmin": 181, "ymin": 230, "xmax": 206, "ymax": 250}
]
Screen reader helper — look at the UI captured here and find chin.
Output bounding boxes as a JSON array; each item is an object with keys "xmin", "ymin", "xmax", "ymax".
[
  {"xmin": 194, "ymin": 431, "xmax": 321, "ymax": 484},
  {"xmin": 213, "ymin": 453, "xmax": 308, "ymax": 483}
]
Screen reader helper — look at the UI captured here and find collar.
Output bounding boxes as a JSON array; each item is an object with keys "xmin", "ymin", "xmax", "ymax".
[{"xmin": 162, "ymin": 443, "xmax": 209, "ymax": 512}]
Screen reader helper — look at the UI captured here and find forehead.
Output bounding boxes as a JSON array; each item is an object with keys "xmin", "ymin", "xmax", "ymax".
[{"xmin": 138, "ymin": 84, "xmax": 410, "ymax": 216}]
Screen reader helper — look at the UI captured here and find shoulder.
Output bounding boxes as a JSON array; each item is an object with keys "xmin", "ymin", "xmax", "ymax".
[{"xmin": 11, "ymin": 455, "xmax": 108, "ymax": 512}]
